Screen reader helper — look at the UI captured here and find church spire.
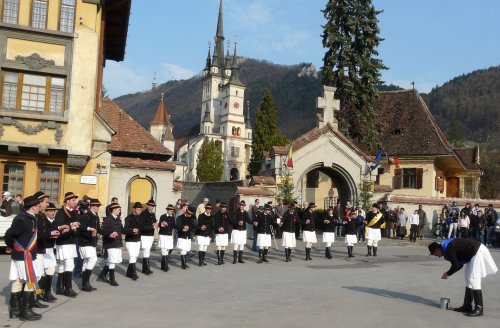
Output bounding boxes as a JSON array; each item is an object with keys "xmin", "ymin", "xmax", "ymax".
[
  {"xmin": 204, "ymin": 42, "xmax": 212, "ymax": 75},
  {"xmin": 212, "ymin": 0, "xmax": 225, "ymax": 74},
  {"xmin": 228, "ymin": 42, "xmax": 244, "ymax": 86}
]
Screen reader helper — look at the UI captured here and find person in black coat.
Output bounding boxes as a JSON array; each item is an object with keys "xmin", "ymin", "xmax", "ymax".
[
  {"xmin": 231, "ymin": 200, "xmax": 252, "ymax": 264},
  {"xmin": 77, "ymin": 198, "xmax": 102, "ymax": 292},
  {"xmin": 97, "ymin": 203, "xmax": 123, "ymax": 287},
  {"xmin": 301, "ymin": 203, "xmax": 318, "ymax": 261},
  {"xmin": 5, "ymin": 195, "xmax": 43, "ymax": 321},
  {"xmin": 158, "ymin": 204, "xmax": 176, "ymax": 271},
  {"xmin": 429, "ymin": 238, "xmax": 498, "ymax": 317},
  {"xmin": 39, "ymin": 202, "xmax": 59, "ymax": 303},
  {"xmin": 176, "ymin": 206, "xmax": 196, "ymax": 269},
  {"xmin": 139, "ymin": 199, "xmax": 158, "ymax": 275},
  {"xmin": 253, "ymin": 204, "xmax": 276, "ymax": 263},
  {"xmin": 196, "ymin": 204, "xmax": 212, "ymax": 266},
  {"xmin": 213, "ymin": 203, "xmax": 231, "ymax": 265},
  {"xmin": 343, "ymin": 210, "xmax": 358, "ymax": 258},
  {"xmin": 123, "ymin": 202, "xmax": 142, "ymax": 280},
  {"xmin": 280, "ymin": 203, "xmax": 299, "ymax": 262},
  {"xmin": 322, "ymin": 206, "xmax": 336, "ymax": 259}
]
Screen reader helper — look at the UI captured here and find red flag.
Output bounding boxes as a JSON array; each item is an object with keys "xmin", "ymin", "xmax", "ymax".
[{"xmin": 286, "ymin": 145, "xmax": 293, "ymax": 168}]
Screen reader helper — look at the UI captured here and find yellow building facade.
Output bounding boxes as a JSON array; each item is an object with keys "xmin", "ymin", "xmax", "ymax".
[{"xmin": 0, "ymin": 0, "xmax": 130, "ymax": 206}]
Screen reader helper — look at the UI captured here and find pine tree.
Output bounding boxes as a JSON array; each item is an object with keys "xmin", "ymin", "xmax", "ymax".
[
  {"xmin": 249, "ymin": 90, "xmax": 289, "ymax": 175},
  {"xmin": 359, "ymin": 180, "xmax": 374, "ymax": 213},
  {"xmin": 447, "ymin": 118, "xmax": 465, "ymax": 147},
  {"xmin": 278, "ymin": 170, "xmax": 296, "ymax": 205},
  {"xmin": 196, "ymin": 138, "xmax": 224, "ymax": 182},
  {"xmin": 321, "ymin": 0, "xmax": 386, "ymax": 151}
]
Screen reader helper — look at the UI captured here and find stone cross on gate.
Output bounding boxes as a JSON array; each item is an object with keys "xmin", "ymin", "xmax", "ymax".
[{"xmin": 316, "ymin": 85, "xmax": 340, "ymax": 130}]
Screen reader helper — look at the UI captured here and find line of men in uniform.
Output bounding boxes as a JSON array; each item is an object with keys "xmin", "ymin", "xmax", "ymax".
[{"xmin": 5, "ymin": 189, "xmax": 386, "ymax": 322}]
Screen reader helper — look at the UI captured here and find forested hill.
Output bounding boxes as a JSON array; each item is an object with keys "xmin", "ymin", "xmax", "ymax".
[
  {"xmin": 114, "ymin": 59, "xmax": 500, "ymax": 149},
  {"xmin": 422, "ymin": 65, "xmax": 500, "ymax": 148}
]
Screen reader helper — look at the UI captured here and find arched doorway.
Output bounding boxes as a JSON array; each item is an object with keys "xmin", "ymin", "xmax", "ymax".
[
  {"xmin": 127, "ymin": 176, "xmax": 156, "ymax": 215},
  {"xmin": 230, "ymin": 168, "xmax": 239, "ymax": 181},
  {"xmin": 296, "ymin": 163, "xmax": 358, "ymax": 208}
]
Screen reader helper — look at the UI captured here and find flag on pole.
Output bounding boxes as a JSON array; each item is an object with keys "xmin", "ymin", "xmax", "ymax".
[
  {"xmin": 370, "ymin": 148, "xmax": 383, "ymax": 171},
  {"xmin": 286, "ymin": 143, "xmax": 293, "ymax": 168}
]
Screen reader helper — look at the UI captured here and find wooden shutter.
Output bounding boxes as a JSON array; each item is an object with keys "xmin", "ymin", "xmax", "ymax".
[
  {"xmin": 416, "ymin": 168, "xmax": 423, "ymax": 189},
  {"xmin": 435, "ymin": 171, "xmax": 444, "ymax": 193},
  {"xmin": 393, "ymin": 168, "xmax": 402, "ymax": 189}
]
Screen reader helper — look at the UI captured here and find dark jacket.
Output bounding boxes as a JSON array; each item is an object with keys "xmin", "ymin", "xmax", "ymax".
[
  {"xmin": 78, "ymin": 211, "xmax": 101, "ymax": 247},
  {"xmin": 140, "ymin": 210, "xmax": 157, "ymax": 237},
  {"xmin": 443, "ymin": 238, "xmax": 481, "ymax": 276},
  {"xmin": 344, "ymin": 218, "xmax": 358, "ymax": 235},
  {"xmin": 281, "ymin": 210, "xmax": 298, "ymax": 233},
  {"xmin": 55, "ymin": 206, "xmax": 78, "ymax": 245},
  {"xmin": 176, "ymin": 214, "xmax": 195, "ymax": 239},
  {"xmin": 5, "ymin": 211, "xmax": 38, "ymax": 261},
  {"xmin": 232, "ymin": 210, "xmax": 251, "ymax": 231},
  {"xmin": 158, "ymin": 214, "xmax": 176, "ymax": 235},
  {"xmin": 253, "ymin": 212, "xmax": 276, "ymax": 234},
  {"xmin": 196, "ymin": 213, "xmax": 212, "ymax": 237},
  {"xmin": 123, "ymin": 213, "xmax": 142, "ymax": 242},
  {"xmin": 43, "ymin": 217, "xmax": 58, "ymax": 249},
  {"xmin": 365, "ymin": 211, "xmax": 385, "ymax": 229},
  {"xmin": 102, "ymin": 215, "xmax": 123, "ymax": 249},
  {"xmin": 213, "ymin": 211, "xmax": 231, "ymax": 234},
  {"xmin": 322, "ymin": 213, "xmax": 337, "ymax": 233},
  {"xmin": 301, "ymin": 210, "xmax": 316, "ymax": 232},
  {"xmin": 36, "ymin": 213, "xmax": 51, "ymax": 254}
]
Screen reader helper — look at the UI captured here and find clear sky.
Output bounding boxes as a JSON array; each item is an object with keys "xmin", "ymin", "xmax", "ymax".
[{"xmin": 103, "ymin": 0, "xmax": 500, "ymax": 98}]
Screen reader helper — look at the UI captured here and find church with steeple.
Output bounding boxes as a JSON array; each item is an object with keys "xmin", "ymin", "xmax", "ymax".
[{"xmin": 177, "ymin": 0, "xmax": 252, "ymax": 182}]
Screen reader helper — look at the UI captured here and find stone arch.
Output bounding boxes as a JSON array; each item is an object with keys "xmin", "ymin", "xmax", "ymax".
[
  {"xmin": 230, "ymin": 167, "xmax": 240, "ymax": 181},
  {"xmin": 296, "ymin": 162, "xmax": 358, "ymax": 208},
  {"xmin": 126, "ymin": 175, "xmax": 157, "ymax": 215}
]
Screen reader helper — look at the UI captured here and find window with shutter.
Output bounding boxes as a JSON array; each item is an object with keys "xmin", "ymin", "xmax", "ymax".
[
  {"xmin": 393, "ymin": 168, "xmax": 402, "ymax": 189},
  {"xmin": 416, "ymin": 168, "xmax": 423, "ymax": 189},
  {"xmin": 435, "ymin": 171, "xmax": 444, "ymax": 193}
]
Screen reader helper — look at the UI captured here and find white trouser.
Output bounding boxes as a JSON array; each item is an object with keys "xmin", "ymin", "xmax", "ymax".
[
  {"xmin": 45, "ymin": 266, "xmax": 55, "ymax": 276},
  {"xmin": 80, "ymin": 247, "xmax": 98, "ymax": 271},
  {"xmin": 198, "ymin": 245, "xmax": 208, "ymax": 252},
  {"xmin": 58, "ymin": 258, "xmax": 74, "ymax": 273},
  {"xmin": 326, "ymin": 242, "xmax": 332, "ymax": 247},
  {"xmin": 233, "ymin": 244, "xmax": 245, "ymax": 251},
  {"xmin": 448, "ymin": 223, "xmax": 458, "ymax": 238},
  {"xmin": 11, "ymin": 279, "xmax": 33, "ymax": 292},
  {"xmin": 367, "ymin": 239, "xmax": 378, "ymax": 247}
]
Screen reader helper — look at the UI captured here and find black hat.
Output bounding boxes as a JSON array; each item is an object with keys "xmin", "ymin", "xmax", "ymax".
[
  {"xmin": 46, "ymin": 202, "xmax": 57, "ymax": 211},
  {"xmin": 186, "ymin": 206, "xmax": 195, "ymax": 215},
  {"xmin": 23, "ymin": 196, "xmax": 41, "ymax": 210},
  {"xmin": 33, "ymin": 191, "xmax": 48, "ymax": 200},
  {"xmin": 220, "ymin": 202, "xmax": 228, "ymax": 208},
  {"xmin": 88, "ymin": 198, "xmax": 102, "ymax": 206},
  {"xmin": 289, "ymin": 202, "xmax": 296, "ymax": 208},
  {"xmin": 64, "ymin": 192, "xmax": 78, "ymax": 202},
  {"xmin": 371, "ymin": 203, "xmax": 380, "ymax": 209},
  {"xmin": 166, "ymin": 204, "xmax": 175, "ymax": 210},
  {"xmin": 133, "ymin": 202, "xmax": 143, "ymax": 209},
  {"xmin": 146, "ymin": 199, "xmax": 156, "ymax": 207},
  {"xmin": 309, "ymin": 203, "xmax": 317, "ymax": 208},
  {"xmin": 109, "ymin": 203, "xmax": 121, "ymax": 210},
  {"xmin": 428, "ymin": 242, "xmax": 441, "ymax": 255},
  {"xmin": 264, "ymin": 204, "xmax": 272, "ymax": 210},
  {"xmin": 328, "ymin": 205, "xmax": 334, "ymax": 210},
  {"xmin": 205, "ymin": 203, "xmax": 213, "ymax": 209},
  {"xmin": 239, "ymin": 200, "xmax": 246, "ymax": 206}
]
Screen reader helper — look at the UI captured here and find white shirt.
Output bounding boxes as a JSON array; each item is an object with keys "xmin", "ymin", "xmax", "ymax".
[{"xmin": 409, "ymin": 214, "xmax": 419, "ymax": 225}]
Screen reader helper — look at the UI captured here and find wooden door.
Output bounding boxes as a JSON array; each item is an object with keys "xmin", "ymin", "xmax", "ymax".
[{"xmin": 446, "ymin": 177, "xmax": 459, "ymax": 198}]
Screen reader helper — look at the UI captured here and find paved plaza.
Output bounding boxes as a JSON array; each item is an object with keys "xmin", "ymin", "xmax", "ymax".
[{"xmin": 1, "ymin": 238, "xmax": 499, "ymax": 328}]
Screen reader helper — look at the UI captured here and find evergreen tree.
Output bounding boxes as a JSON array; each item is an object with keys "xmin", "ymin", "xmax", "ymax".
[
  {"xmin": 249, "ymin": 90, "xmax": 289, "ymax": 175},
  {"xmin": 447, "ymin": 118, "xmax": 466, "ymax": 147},
  {"xmin": 321, "ymin": 0, "xmax": 386, "ymax": 151},
  {"xmin": 358, "ymin": 180, "xmax": 374, "ymax": 213},
  {"xmin": 277, "ymin": 170, "xmax": 296, "ymax": 205},
  {"xmin": 196, "ymin": 138, "xmax": 223, "ymax": 182}
]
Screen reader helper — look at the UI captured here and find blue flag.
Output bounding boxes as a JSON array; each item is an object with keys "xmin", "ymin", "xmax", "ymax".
[{"xmin": 370, "ymin": 148, "xmax": 383, "ymax": 171}]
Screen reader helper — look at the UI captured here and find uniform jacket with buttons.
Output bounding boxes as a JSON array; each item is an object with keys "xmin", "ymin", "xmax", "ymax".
[{"xmin": 102, "ymin": 214, "xmax": 123, "ymax": 249}]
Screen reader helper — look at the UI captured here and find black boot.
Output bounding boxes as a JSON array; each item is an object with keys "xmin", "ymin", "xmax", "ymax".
[
  {"xmin": 86, "ymin": 270, "xmax": 97, "ymax": 291},
  {"xmin": 131, "ymin": 264, "xmax": 139, "ymax": 280},
  {"xmin": 56, "ymin": 273, "xmax": 64, "ymax": 295},
  {"xmin": 217, "ymin": 250, "xmax": 222, "ymax": 265},
  {"xmin": 9, "ymin": 292, "xmax": 21, "ymax": 319},
  {"xmin": 30, "ymin": 292, "xmax": 49, "ymax": 308},
  {"xmin": 233, "ymin": 250, "xmax": 238, "ymax": 264},
  {"xmin": 467, "ymin": 290, "xmax": 483, "ymax": 317},
  {"xmin": 63, "ymin": 272, "xmax": 77, "ymax": 298},
  {"xmin": 145, "ymin": 258, "xmax": 153, "ymax": 274},
  {"xmin": 263, "ymin": 248, "xmax": 269, "ymax": 262},
  {"xmin": 201, "ymin": 252, "xmax": 207, "ymax": 266},
  {"xmin": 81, "ymin": 270, "xmax": 92, "ymax": 292},
  {"xmin": 238, "ymin": 251, "xmax": 245, "ymax": 263},
  {"xmin": 108, "ymin": 269, "xmax": 119, "ymax": 287},
  {"xmin": 366, "ymin": 246, "xmax": 372, "ymax": 256},
  {"xmin": 20, "ymin": 292, "xmax": 42, "ymax": 321},
  {"xmin": 181, "ymin": 255, "xmax": 188, "ymax": 269},
  {"xmin": 97, "ymin": 265, "xmax": 110, "ymax": 283},
  {"xmin": 221, "ymin": 250, "xmax": 225, "ymax": 264},
  {"xmin": 305, "ymin": 248, "xmax": 312, "ymax": 261},
  {"xmin": 326, "ymin": 247, "xmax": 332, "ymax": 259},
  {"xmin": 347, "ymin": 246, "xmax": 351, "ymax": 257},
  {"xmin": 454, "ymin": 287, "xmax": 473, "ymax": 313},
  {"xmin": 198, "ymin": 253, "xmax": 203, "ymax": 267},
  {"xmin": 285, "ymin": 248, "xmax": 290, "ymax": 262},
  {"xmin": 42, "ymin": 275, "xmax": 57, "ymax": 302},
  {"xmin": 257, "ymin": 250, "xmax": 263, "ymax": 263},
  {"xmin": 37, "ymin": 276, "xmax": 46, "ymax": 301},
  {"xmin": 162, "ymin": 256, "xmax": 169, "ymax": 271},
  {"xmin": 288, "ymin": 249, "xmax": 292, "ymax": 262},
  {"xmin": 142, "ymin": 258, "xmax": 153, "ymax": 275},
  {"xmin": 126, "ymin": 264, "xmax": 134, "ymax": 279},
  {"xmin": 373, "ymin": 247, "xmax": 378, "ymax": 257}
]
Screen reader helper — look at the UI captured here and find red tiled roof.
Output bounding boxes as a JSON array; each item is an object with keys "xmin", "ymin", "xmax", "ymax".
[
  {"xmin": 235, "ymin": 187, "xmax": 275, "ymax": 197},
  {"xmin": 111, "ymin": 156, "xmax": 175, "ymax": 171},
  {"xmin": 272, "ymin": 146, "xmax": 288, "ymax": 155},
  {"xmin": 250, "ymin": 176, "xmax": 276, "ymax": 185},
  {"xmin": 290, "ymin": 123, "xmax": 373, "ymax": 161},
  {"xmin": 454, "ymin": 147, "xmax": 481, "ymax": 170},
  {"xmin": 150, "ymin": 95, "xmax": 175, "ymax": 141},
  {"xmin": 373, "ymin": 90, "xmax": 453, "ymax": 156},
  {"xmin": 100, "ymin": 98, "xmax": 172, "ymax": 156}
]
